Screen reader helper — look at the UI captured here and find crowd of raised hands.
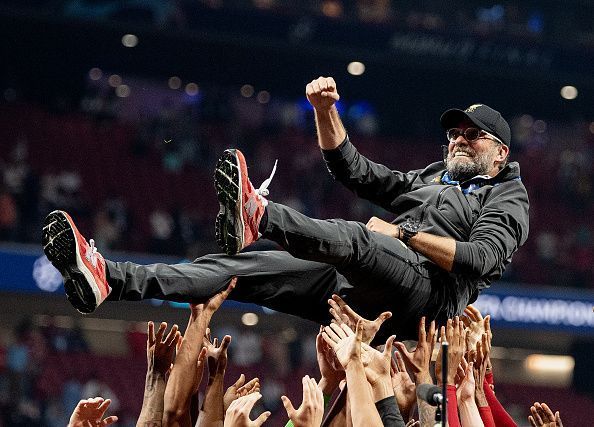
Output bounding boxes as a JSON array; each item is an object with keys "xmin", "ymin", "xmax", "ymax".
[{"xmin": 65, "ymin": 279, "xmax": 564, "ymax": 427}]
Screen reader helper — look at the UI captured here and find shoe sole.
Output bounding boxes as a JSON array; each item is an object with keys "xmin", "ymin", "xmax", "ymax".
[
  {"xmin": 42, "ymin": 211, "xmax": 98, "ymax": 313},
  {"xmin": 214, "ymin": 150, "xmax": 244, "ymax": 255}
]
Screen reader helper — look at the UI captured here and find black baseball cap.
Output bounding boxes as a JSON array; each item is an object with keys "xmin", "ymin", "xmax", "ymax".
[{"xmin": 440, "ymin": 104, "xmax": 511, "ymax": 147}]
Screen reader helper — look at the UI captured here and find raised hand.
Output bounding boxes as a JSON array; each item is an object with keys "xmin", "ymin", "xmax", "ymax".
[
  {"xmin": 224, "ymin": 393, "xmax": 271, "ymax": 427},
  {"xmin": 224, "ymin": 375, "xmax": 260, "ymax": 412},
  {"xmin": 322, "ymin": 322, "xmax": 361, "ymax": 369},
  {"xmin": 306, "ymin": 77, "xmax": 340, "ymax": 111},
  {"xmin": 203, "ymin": 329, "xmax": 232, "ymax": 379},
  {"xmin": 281, "ymin": 375, "xmax": 324, "ymax": 427},
  {"xmin": 147, "ymin": 321, "xmax": 180, "ymax": 376},
  {"xmin": 462, "ymin": 305, "xmax": 490, "ymax": 352},
  {"xmin": 391, "ymin": 349, "xmax": 417, "ymax": 420},
  {"xmin": 328, "ymin": 294, "xmax": 392, "ymax": 345},
  {"xmin": 435, "ymin": 317, "xmax": 466, "ymax": 385},
  {"xmin": 529, "ymin": 402, "xmax": 564, "ymax": 427},
  {"xmin": 394, "ymin": 316, "xmax": 437, "ymax": 384},
  {"xmin": 472, "ymin": 332, "xmax": 490, "ymax": 408},
  {"xmin": 456, "ymin": 359, "xmax": 475, "ymax": 402},
  {"xmin": 360, "ymin": 336, "xmax": 395, "ymax": 388},
  {"xmin": 68, "ymin": 397, "xmax": 118, "ymax": 427},
  {"xmin": 203, "ymin": 277, "xmax": 237, "ymax": 316},
  {"xmin": 315, "ymin": 326, "xmax": 345, "ymax": 395}
]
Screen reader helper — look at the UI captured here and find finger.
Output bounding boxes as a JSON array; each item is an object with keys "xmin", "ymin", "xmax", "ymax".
[
  {"xmin": 323, "ymin": 90, "xmax": 340, "ymax": 101},
  {"xmin": 233, "ymin": 373, "xmax": 246, "ymax": 389},
  {"xmin": 321, "ymin": 331, "xmax": 338, "ymax": 350},
  {"xmin": 531, "ymin": 404, "xmax": 544, "ymax": 425},
  {"xmin": 164, "ymin": 324, "xmax": 179, "ymax": 346},
  {"xmin": 302, "ymin": 375, "xmax": 311, "ymax": 403},
  {"xmin": 155, "ymin": 322, "xmax": 167, "ymax": 343},
  {"xmin": 328, "ymin": 307, "xmax": 343, "ymax": 325},
  {"xmin": 312, "ymin": 79, "xmax": 321, "ymax": 94},
  {"xmin": 534, "ymin": 403, "xmax": 547, "ymax": 423},
  {"xmin": 418, "ymin": 317, "xmax": 426, "ymax": 342},
  {"xmin": 374, "ymin": 311, "xmax": 392, "ymax": 326},
  {"xmin": 213, "ymin": 337, "xmax": 218, "ymax": 348},
  {"xmin": 334, "ymin": 295, "xmax": 359, "ymax": 321},
  {"xmin": 555, "ymin": 411, "xmax": 563, "ymax": 427},
  {"xmin": 147, "ymin": 321, "xmax": 155, "ymax": 346},
  {"xmin": 339, "ymin": 322, "xmax": 355, "ymax": 336},
  {"xmin": 220, "ymin": 277, "xmax": 237, "ymax": 299},
  {"xmin": 324, "ymin": 325, "xmax": 341, "ymax": 343},
  {"xmin": 393, "ymin": 342, "xmax": 413, "ymax": 365},
  {"xmin": 102, "ymin": 416, "xmax": 118, "ymax": 426},
  {"xmin": 390, "ymin": 353, "xmax": 398, "ymax": 375},
  {"xmin": 466, "ymin": 305, "xmax": 483, "ymax": 321},
  {"xmin": 96, "ymin": 399, "xmax": 111, "ymax": 414},
  {"xmin": 311, "ymin": 377, "xmax": 323, "ymax": 405},
  {"xmin": 305, "ymin": 83, "xmax": 314, "ymax": 97},
  {"xmin": 281, "ymin": 394, "xmax": 296, "ymax": 417},
  {"xmin": 355, "ymin": 319, "xmax": 363, "ymax": 343},
  {"xmin": 394, "ymin": 349, "xmax": 407, "ymax": 372},
  {"xmin": 254, "ymin": 410, "xmax": 271, "ymax": 426},
  {"xmin": 540, "ymin": 403, "xmax": 555, "ymax": 421},
  {"xmin": 528, "ymin": 415, "xmax": 537, "ymax": 427},
  {"xmin": 427, "ymin": 320, "xmax": 436, "ymax": 345},
  {"xmin": 330, "ymin": 322, "xmax": 349, "ymax": 339},
  {"xmin": 461, "ymin": 315, "xmax": 471, "ymax": 328},
  {"xmin": 242, "ymin": 377, "xmax": 259, "ymax": 392},
  {"xmin": 384, "ymin": 335, "xmax": 396, "ymax": 357}
]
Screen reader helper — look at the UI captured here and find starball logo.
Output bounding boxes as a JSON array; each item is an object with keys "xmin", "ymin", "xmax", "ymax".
[{"xmin": 465, "ymin": 104, "xmax": 483, "ymax": 113}]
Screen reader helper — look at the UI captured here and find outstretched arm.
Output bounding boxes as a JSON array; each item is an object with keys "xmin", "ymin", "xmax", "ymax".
[
  {"xmin": 306, "ymin": 76, "xmax": 345, "ymax": 151},
  {"xmin": 197, "ymin": 332, "xmax": 232, "ymax": 427},
  {"xmin": 137, "ymin": 321, "xmax": 180, "ymax": 427},
  {"xmin": 323, "ymin": 321, "xmax": 383, "ymax": 427},
  {"xmin": 163, "ymin": 279, "xmax": 236, "ymax": 426}
]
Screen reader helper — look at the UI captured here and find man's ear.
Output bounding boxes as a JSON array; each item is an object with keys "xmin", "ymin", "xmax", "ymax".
[{"xmin": 496, "ymin": 144, "xmax": 510, "ymax": 163}]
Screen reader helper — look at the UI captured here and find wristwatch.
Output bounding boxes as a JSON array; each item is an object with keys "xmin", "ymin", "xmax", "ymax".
[{"xmin": 400, "ymin": 219, "xmax": 420, "ymax": 245}]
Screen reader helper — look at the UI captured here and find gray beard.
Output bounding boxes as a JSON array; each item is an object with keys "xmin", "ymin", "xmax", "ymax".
[{"xmin": 445, "ymin": 151, "xmax": 492, "ymax": 182}]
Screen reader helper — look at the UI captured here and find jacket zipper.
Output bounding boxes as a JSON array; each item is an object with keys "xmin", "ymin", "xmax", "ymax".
[{"xmin": 420, "ymin": 185, "xmax": 449, "ymax": 224}]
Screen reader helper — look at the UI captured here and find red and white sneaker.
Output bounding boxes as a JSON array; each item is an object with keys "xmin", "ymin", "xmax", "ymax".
[
  {"xmin": 214, "ymin": 149, "xmax": 277, "ymax": 255},
  {"xmin": 42, "ymin": 210, "xmax": 111, "ymax": 313}
]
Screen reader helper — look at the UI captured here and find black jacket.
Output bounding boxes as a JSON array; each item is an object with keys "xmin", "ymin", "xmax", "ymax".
[{"xmin": 323, "ymin": 136, "xmax": 529, "ymax": 303}]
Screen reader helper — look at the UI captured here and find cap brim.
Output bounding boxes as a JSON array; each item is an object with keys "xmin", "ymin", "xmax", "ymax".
[{"xmin": 440, "ymin": 108, "xmax": 489, "ymax": 132}]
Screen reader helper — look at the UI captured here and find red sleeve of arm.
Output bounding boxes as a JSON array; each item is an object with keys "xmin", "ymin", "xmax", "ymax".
[
  {"xmin": 483, "ymin": 380, "xmax": 517, "ymax": 427},
  {"xmin": 479, "ymin": 405, "xmax": 496, "ymax": 427},
  {"xmin": 446, "ymin": 385, "xmax": 461, "ymax": 427}
]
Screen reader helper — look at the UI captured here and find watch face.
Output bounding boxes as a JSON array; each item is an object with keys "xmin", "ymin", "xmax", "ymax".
[{"xmin": 403, "ymin": 221, "xmax": 420, "ymax": 232}]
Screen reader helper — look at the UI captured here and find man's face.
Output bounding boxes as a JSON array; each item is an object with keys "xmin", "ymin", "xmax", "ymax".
[{"xmin": 444, "ymin": 121, "xmax": 503, "ymax": 181}]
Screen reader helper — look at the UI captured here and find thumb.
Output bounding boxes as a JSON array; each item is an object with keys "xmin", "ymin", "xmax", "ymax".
[
  {"xmin": 375, "ymin": 311, "xmax": 392, "ymax": 325},
  {"xmin": 102, "ymin": 416, "xmax": 118, "ymax": 426},
  {"xmin": 281, "ymin": 395, "xmax": 296, "ymax": 416},
  {"xmin": 254, "ymin": 411, "xmax": 271, "ymax": 426},
  {"xmin": 393, "ymin": 341, "xmax": 410, "ymax": 358},
  {"xmin": 233, "ymin": 374, "xmax": 246, "ymax": 389},
  {"xmin": 384, "ymin": 335, "xmax": 396, "ymax": 357}
]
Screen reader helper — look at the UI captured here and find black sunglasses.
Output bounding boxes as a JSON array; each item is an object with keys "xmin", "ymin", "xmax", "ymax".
[{"xmin": 446, "ymin": 127, "xmax": 502, "ymax": 144}]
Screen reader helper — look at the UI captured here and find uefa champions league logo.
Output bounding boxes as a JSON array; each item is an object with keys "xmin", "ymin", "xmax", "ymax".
[{"xmin": 32, "ymin": 255, "xmax": 63, "ymax": 292}]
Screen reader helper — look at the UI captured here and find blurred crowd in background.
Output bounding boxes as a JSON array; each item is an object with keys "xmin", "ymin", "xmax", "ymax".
[{"xmin": 1, "ymin": 76, "xmax": 593, "ymax": 289}]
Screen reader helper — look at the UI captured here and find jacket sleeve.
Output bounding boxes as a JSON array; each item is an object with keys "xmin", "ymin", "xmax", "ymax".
[
  {"xmin": 452, "ymin": 179, "xmax": 529, "ymax": 280},
  {"xmin": 322, "ymin": 136, "xmax": 422, "ymax": 212}
]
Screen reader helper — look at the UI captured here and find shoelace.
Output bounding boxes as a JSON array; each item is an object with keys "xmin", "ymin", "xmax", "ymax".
[
  {"xmin": 254, "ymin": 159, "xmax": 278, "ymax": 206},
  {"xmin": 85, "ymin": 238, "xmax": 99, "ymax": 268}
]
